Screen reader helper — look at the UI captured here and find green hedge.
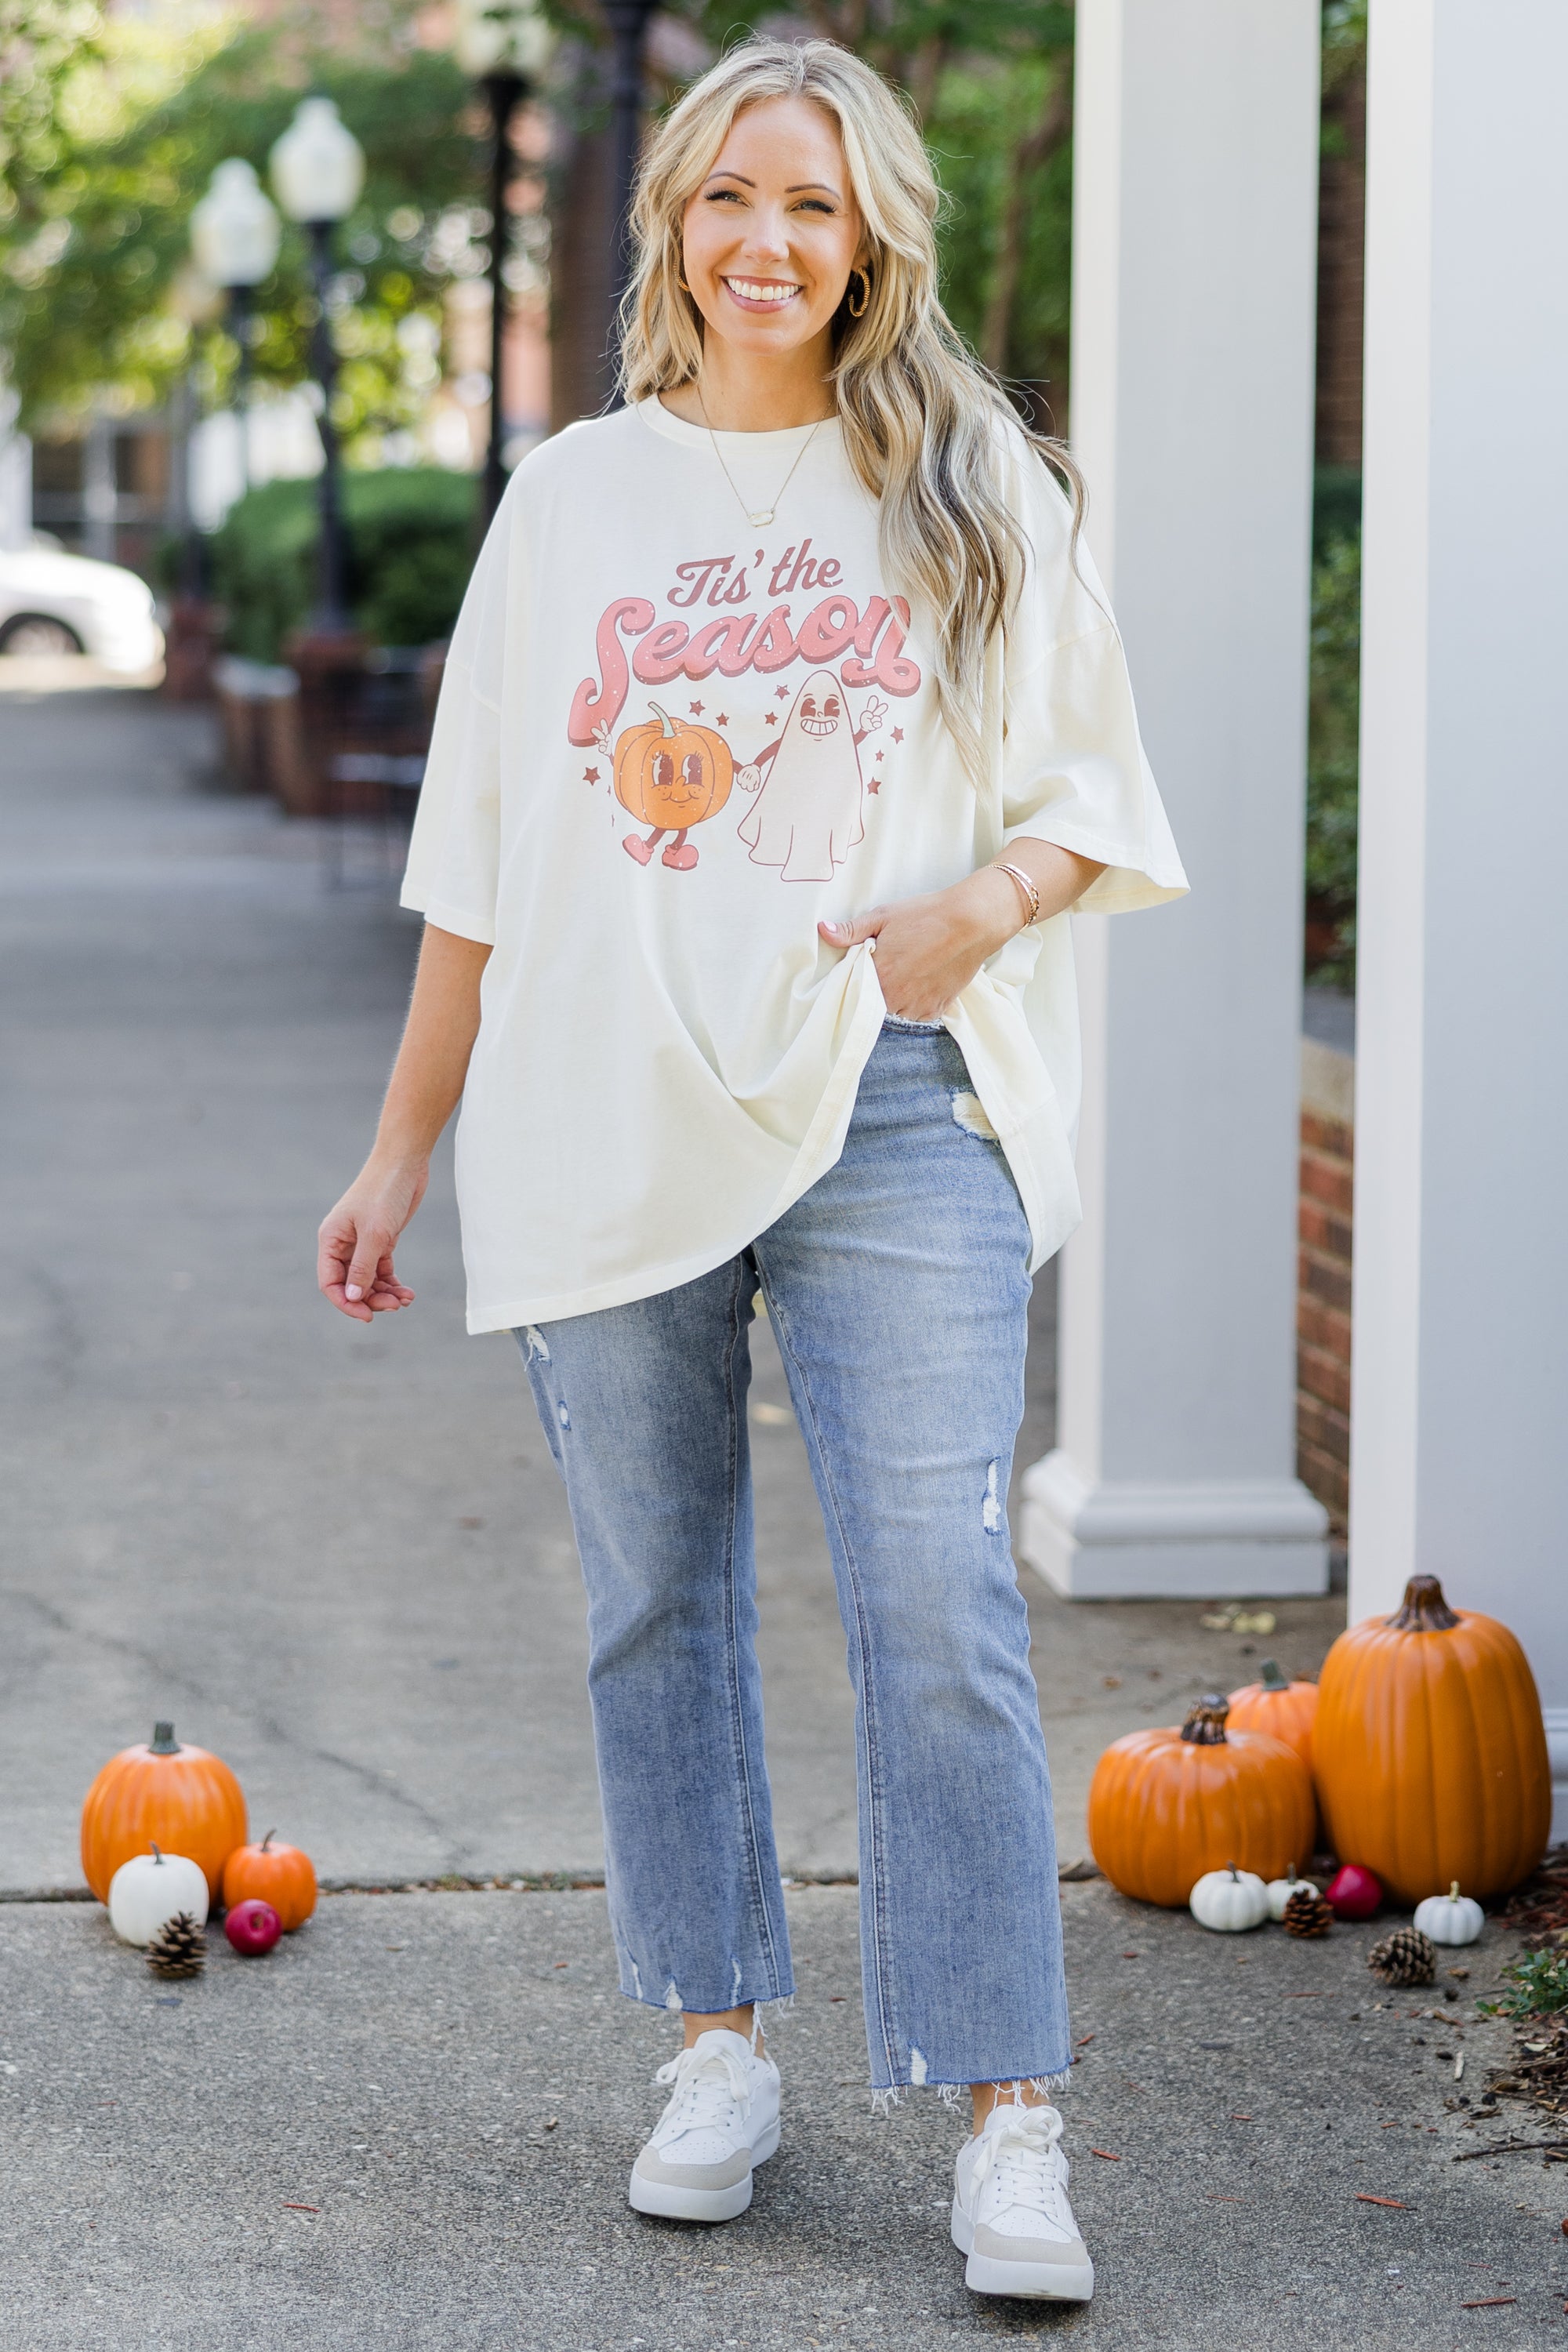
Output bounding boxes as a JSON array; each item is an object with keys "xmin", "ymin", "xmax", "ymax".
[{"xmin": 208, "ymin": 468, "xmax": 479, "ymax": 661}]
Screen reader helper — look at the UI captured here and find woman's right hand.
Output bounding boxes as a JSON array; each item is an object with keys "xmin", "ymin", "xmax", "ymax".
[{"xmin": 318, "ymin": 1156, "xmax": 428, "ymax": 1323}]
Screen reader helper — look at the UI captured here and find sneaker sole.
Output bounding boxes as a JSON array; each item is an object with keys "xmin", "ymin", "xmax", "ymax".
[
  {"xmin": 950, "ymin": 2201, "xmax": 1094, "ymax": 2302},
  {"xmin": 627, "ymin": 2118, "xmax": 781, "ymax": 2224}
]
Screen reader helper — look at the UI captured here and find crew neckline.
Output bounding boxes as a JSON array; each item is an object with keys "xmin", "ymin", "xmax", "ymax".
[{"xmin": 637, "ymin": 394, "xmax": 841, "ymax": 450}]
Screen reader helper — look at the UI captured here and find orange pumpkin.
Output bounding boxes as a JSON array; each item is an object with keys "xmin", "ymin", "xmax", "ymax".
[
  {"xmin": 80, "ymin": 1722, "xmax": 247, "ymax": 1903},
  {"xmin": 222, "ymin": 1828, "xmax": 318, "ymax": 1931},
  {"xmin": 1314, "ymin": 1573, "xmax": 1551, "ymax": 1905},
  {"xmin": 1087, "ymin": 1693, "xmax": 1314, "ymax": 1907},
  {"xmin": 1227, "ymin": 1659, "xmax": 1319, "ymax": 1772},
  {"xmin": 613, "ymin": 702, "xmax": 733, "ymax": 831}
]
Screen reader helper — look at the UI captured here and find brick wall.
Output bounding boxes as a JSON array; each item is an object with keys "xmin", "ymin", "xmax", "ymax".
[{"xmin": 1297, "ymin": 1053, "xmax": 1354, "ymax": 1530}]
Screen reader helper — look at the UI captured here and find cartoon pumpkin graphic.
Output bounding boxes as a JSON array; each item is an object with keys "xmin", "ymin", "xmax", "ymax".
[{"xmin": 615, "ymin": 702, "xmax": 735, "ymax": 871}]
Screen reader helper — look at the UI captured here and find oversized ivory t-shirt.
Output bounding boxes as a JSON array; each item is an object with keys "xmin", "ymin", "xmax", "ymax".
[{"xmin": 402, "ymin": 396, "xmax": 1187, "ymax": 1333}]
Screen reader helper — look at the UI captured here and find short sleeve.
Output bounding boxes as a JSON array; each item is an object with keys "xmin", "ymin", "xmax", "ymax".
[
  {"xmin": 400, "ymin": 492, "xmax": 511, "ymax": 945},
  {"xmin": 1000, "ymin": 450, "xmax": 1188, "ymax": 916}
]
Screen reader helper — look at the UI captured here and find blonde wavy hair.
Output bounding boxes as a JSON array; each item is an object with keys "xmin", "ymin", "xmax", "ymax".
[{"xmin": 619, "ymin": 36, "xmax": 1085, "ymax": 786}]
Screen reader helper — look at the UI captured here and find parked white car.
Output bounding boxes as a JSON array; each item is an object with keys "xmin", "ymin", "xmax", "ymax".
[{"xmin": 0, "ymin": 539, "xmax": 164, "ymax": 673}]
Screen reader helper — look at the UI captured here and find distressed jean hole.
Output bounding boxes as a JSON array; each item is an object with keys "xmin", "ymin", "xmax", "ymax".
[{"xmin": 951, "ymin": 1090, "xmax": 998, "ymax": 1142}]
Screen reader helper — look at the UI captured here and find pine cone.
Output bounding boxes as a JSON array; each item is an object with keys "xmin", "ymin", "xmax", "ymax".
[
  {"xmin": 1283, "ymin": 1885, "xmax": 1333, "ymax": 1938},
  {"xmin": 1367, "ymin": 1926, "xmax": 1436, "ymax": 1987},
  {"xmin": 146, "ymin": 1911, "xmax": 206, "ymax": 1980}
]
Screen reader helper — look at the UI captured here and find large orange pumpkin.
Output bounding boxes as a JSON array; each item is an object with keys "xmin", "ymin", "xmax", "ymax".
[
  {"xmin": 80, "ymin": 1722, "xmax": 247, "ymax": 1903},
  {"xmin": 613, "ymin": 702, "xmax": 733, "ymax": 830},
  {"xmin": 222, "ymin": 1828, "xmax": 318, "ymax": 1931},
  {"xmin": 1087, "ymin": 1693, "xmax": 1314, "ymax": 1907},
  {"xmin": 1227, "ymin": 1660, "xmax": 1319, "ymax": 1773},
  {"xmin": 1314, "ymin": 1573, "xmax": 1551, "ymax": 1905}
]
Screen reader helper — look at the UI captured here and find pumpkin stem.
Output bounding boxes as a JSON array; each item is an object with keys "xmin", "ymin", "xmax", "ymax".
[
  {"xmin": 1260, "ymin": 1660, "xmax": 1290, "ymax": 1692},
  {"xmin": 151, "ymin": 1842, "xmax": 164, "ymax": 1864},
  {"xmin": 261, "ymin": 1831, "xmax": 276, "ymax": 1853},
  {"xmin": 1449, "ymin": 1881, "xmax": 1461, "ymax": 1900},
  {"xmin": 1181, "ymin": 1694, "xmax": 1231, "ymax": 1746},
  {"xmin": 1388, "ymin": 1574, "xmax": 1461, "ymax": 1632},
  {"xmin": 1227, "ymin": 1862, "xmax": 1240, "ymax": 1881},
  {"xmin": 150, "ymin": 1721, "xmax": 180, "ymax": 1755},
  {"xmin": 648, "ymin": 701, "xmax": 677, "ymax": 739}
]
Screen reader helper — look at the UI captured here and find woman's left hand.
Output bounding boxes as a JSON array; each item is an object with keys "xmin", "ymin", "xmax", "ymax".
[{"xmin": 818, "ymin": 869, "xmax": 1022, "ymax": 1022}]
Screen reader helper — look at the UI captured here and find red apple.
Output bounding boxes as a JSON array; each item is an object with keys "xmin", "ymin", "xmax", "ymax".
[
  {"xmin": 224, "ymin": 1897, "xmax": 282, "ymax": 1955},
  {"xmin": 1325, "ymin": 1863, "xmax": 1382, "ymax": 1920}
]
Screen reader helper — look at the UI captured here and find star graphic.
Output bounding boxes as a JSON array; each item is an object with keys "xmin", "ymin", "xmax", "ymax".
[
  {"xmin": 867, "ymin": 779, "xmax": 881, "ymax": 795},
  {"xmin": 875, "ymin": 748, "xmax": 884, "ymax": 760},
  {"xmin": 583, "ymin": 765, "xmax": 600, "ymax": 783},
  {"xmin": 715, "ymin": 713, "xmax": 728, "ymax": 726},
  {"xmin": 891, "ymin": 725, "xmax": 905, "ymax": 743},
  {"xmin": 775, "ymin": 684, "xmax": 790, "ymax": 699},
  {"xmin": 764, "ymin": 711, "xmax": 778, "ymax": 726},
  {"xmin": 689, "ymin": 699, "xmax": 704, "ymax": 714}
]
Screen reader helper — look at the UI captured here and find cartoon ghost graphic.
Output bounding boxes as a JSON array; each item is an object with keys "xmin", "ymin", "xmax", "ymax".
[{"xmin": 736, "ymin": 673, "xmax": 886, "ymax": 882}]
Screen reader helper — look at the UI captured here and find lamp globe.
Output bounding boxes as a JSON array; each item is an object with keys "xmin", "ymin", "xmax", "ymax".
[
  {"xmin": 191, "ymin": 159, "xmax": 281, "ymax": 290},
  {"xmin": 269, "ymin": 96, "xmax": 365, "ymax": 227},
  {"xmin": 454, "ymin": 0, "xmax": 554, "ymax": 78}
]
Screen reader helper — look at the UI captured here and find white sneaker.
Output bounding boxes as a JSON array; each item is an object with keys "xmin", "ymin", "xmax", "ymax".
[
  {"xmin": 627, "ymin": 2028, "xmax": 782, "ymax": 2223},
  {"xmin": 951, "ymin": 2101, "xmax": 1094, "ymax": 2301}
]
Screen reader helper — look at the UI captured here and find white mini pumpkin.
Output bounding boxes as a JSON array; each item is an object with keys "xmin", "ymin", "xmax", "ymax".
[
  {"xmin": 1412, "ymin": 1880, "xmax": 1484, "ymax": 1946},
  {"xmin": 107, "ymin": 1843, "xmax": 210, "ymax": 1947},
  {"xmin": 1265, "ymin": 1864, "xmax": 1308, "ymax": 1921},
  {"xmin": 1190, "ymin": 1863, "xmax": 1270, "ymax": 1933}
]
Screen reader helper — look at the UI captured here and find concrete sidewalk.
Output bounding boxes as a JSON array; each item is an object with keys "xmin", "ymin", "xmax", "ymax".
[
  {"xmin": 0, "ymin": 688, "xmax": 1344, "ymax": 1898},
  {"xmin": 2, "ymin": 1880, "xmax": 1561, "ymax": 2350}
]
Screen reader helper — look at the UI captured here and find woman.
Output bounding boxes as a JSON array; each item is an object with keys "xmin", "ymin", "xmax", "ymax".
[{"xmin": 319, "ymin": 37, "xmax": 1185, "ymax": 2304}]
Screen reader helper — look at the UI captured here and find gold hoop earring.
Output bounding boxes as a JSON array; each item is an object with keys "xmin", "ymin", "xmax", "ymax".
[
  {"xmin": 677, "ymin": 274, "xmax": 692, "ymax": 292},
  {"xmin": 847, "ymin": 267, "xmax": 871, "ymax": 318}
]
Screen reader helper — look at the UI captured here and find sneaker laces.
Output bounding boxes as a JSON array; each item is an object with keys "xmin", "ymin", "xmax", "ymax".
[
  {"xmin": 971, "ymin": 2103, "xmax": 1073, "ymax": 2228},
  {"xmin": 652, "ymin": 2042, "xmax": 753, "ymax": 2137}
]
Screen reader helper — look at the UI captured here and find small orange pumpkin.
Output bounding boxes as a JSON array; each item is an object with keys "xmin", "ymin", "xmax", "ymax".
[
  {"xmin": 222, "ymin": 1828, "xmax": 318, "ymax": 1931},
  {"xmin": 1314, "ymin": 1573, "xmax": 1551, "ymax": 1905},
  {"xmin": 613, "ymin": 702, "xmax": 733, "ymax": 831},
  {"xmin": 81, "ymin": 1722, "xmax": 247, "ymax": 1903},
  {"xmin": 1087, "ymin": 1693, "xmax": 1314, "ymax": 1907},
  {"xmin": 1227, "ymin": 1659, "xmax": 1319, "ymax": 1773}
]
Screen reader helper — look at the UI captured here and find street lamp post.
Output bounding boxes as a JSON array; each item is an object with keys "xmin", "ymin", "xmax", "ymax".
[
  {"xmin": 269, "ymin": 98, "xmax": 365, "ymax": 633},
  {"xmin": 602, "ymin": 0, "xmax": 659, "ymax": 390},
  {"xmin": 455, "ymin": 1, "xmax": 554, "ymax": 523},
  {"xmin": 190, "ymin": 159, "xmax": 281, "ymax": 496}
]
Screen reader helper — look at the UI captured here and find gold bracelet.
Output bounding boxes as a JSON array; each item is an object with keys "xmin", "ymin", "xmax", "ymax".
[{"xmin": 995, "ymin": 861, "xmax": 1041, "ymax": 928}]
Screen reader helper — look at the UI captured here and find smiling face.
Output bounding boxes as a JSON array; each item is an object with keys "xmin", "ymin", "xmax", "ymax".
[
  {"xmin": 680, "ymin": 96, "xmax": 866, "ymax": 365},
  {"xmin": 797, "ymin": 682, "xmax": 843, "ymax": 738}
]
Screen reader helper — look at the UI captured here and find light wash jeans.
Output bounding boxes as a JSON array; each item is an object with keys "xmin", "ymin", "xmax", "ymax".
[{"xmin": 517, "ymin": 1019, "xmax": 1069, "ymax": 2092}]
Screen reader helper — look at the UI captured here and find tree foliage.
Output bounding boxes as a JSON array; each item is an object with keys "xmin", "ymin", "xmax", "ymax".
[{"xmin": 1, "ymin": 1, "xmax": 490, "ymax": 453}]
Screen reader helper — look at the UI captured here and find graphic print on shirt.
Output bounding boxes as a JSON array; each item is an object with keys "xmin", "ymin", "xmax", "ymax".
[
  {"xmin": 567, "ymin": 539, "xmax": 921, "ymax": 878},
  {"xmin": 735, "ymin": 673, "xmax": 886, "ymax": 882},
  {"xmin": 611, "ymin": 702, "xmax": 735, "ymax": 870}
]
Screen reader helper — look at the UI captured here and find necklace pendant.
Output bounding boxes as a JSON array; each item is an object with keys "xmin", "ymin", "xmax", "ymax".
[{"xmin": 748, "ymin": 509, "xmax": 774, "ymax": 527}]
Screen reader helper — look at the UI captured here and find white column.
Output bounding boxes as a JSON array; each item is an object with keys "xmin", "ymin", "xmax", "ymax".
[
  {"xmin": 1018, "ymin": 0, "xmax": 1328, "ymax": 1598},
  {"xmin": 1351, "ymin": 0, "xmax": 1568, "ymax": 1834}
]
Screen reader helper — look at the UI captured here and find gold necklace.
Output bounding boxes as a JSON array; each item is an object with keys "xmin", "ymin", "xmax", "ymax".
[{"xmin": 695, "ymin": 387, "xmax": 826, "ymax": 528}]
